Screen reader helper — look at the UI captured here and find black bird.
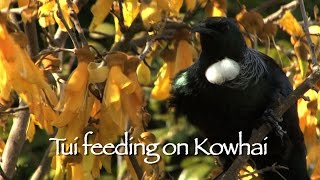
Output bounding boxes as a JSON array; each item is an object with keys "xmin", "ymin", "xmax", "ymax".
[{"xmin": 170, "ymin": 17, "xmax": 308, "ymax": 180}]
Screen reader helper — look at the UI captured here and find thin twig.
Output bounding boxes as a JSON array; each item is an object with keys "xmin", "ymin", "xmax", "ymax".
[
  {"xmin": 0, "ymin": 106, "xmax": 29, "ymax": 115},
  {"xmin": 139, "ymin": 37, "xmax": 155, "ymax": 70},
  {"xmin": 0, "ymin": 166, "xmax": 9, "ymax": 180},
  {"xmin": 52, "ymin": 0, "xmax": 88, "ymax": 60},
  {"xmin": 53, "ymin": 28, "xmax": 69, "ymax": 48},
  {"xmin": 88, "ymin": 45, "xmax": 103, "ymax": 59},
  {"xmin": 54, "ymin": 0, "xmax": 80, "ymax": 48},
  {"xmin": 263, "ymin": 0, "xmax": 299, "ymax": 23},
  {"xmin": 66, "ymin": 0, "xmax": 88, "ymax": 47},
  {"xmin": 252, "ymin": 0, "xmax": 283, "ymax": 12},
  {"xmin": 0, "ymin": 6, "xmax": 28, "ymax": 14},
  {"xmin": 121, "ymin": 129, "xmax": 143, "ymax": 180},
  {"xmin": 183, "ymin": 3, "xmax": 202, "ymax": 22},
  {"xmin": 30, "ymin": 142, "xmax": 54, "ymax": 180},
  {"xmin": 41, "ymin": 28, "xmax": 59, "ymax": 47},
  {"xmin": 110, "ymin": 17, "xmax": 189, "ymax": 52},
  {"xmin": 117, "ymin": 0, "xmax": 127, "ymax": 33},
  {"xmin": 110, "ymin": 15, "xmax": 145, "ymax": 52},
  {"xmin": 33, "ymin": 47, "xmax": 75, "ymax": 63},
  {"xmin": 298, "ymin": 0, "xmax": 318, "ymax": 65}
]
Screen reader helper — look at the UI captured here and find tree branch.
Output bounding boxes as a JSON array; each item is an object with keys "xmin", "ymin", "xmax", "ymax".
[
  {"xmin": 263, "ymin": 0, "xmax": 299, "ymax": 23},
  {"xmin": 66, "ymin": 0, "xmax": 88, "ymax": 47},
  {"xmin": 298, "ymin": 0, "xmax": 318, "ymax": 65},
  {"xmin": 0, "ymin": 103, "xmax": 30, "ymax": 180},
  {"xmin": 30, "ymin": 142, "xmax": 53, "ymax": 180},
  {"xmin": 33, "ymin": 47, "xmax": 75, "ymax": 63},
  {"xmin": 24, "ymin": 20, "xmax": 40, "ymax": 58},
  {"xmin": 0, "ymin": 6, "xmax": 28, "ymax": 14},
  {"xmin": 53, "ymin": 0, "xmax": 88, "ymax": 60},
  {"xmin": 110, "ymin": 16, "xmax": 145, "ymax": 52},
  {"xmin": 121, "ymin": 128, "xmax": 143, "ymax": 180},
  {"xmin": 55, "ymin": 0, "xmax": 80, "ymax": 49},
  {"xmin": 0, "ymin": 106, "xmax": 29, "ymax": 115},
  {"xmin": 238, "ymin": 163, "xmax": 289, "ymax": 179},
  {"xmin": 251, "ymin": 0, "xmax": 284, "ymax": 12}
]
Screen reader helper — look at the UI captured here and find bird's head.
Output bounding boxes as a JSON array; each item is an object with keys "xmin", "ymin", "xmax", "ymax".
[{"xmin": 192, "ymin": 17, "xmax": 246, "ymax": 62}]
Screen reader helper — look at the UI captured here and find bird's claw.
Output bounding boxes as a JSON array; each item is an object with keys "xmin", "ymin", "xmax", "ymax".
[{"xmin": 262, "ymin": 109, "xmax": 287, "ymax": 139}]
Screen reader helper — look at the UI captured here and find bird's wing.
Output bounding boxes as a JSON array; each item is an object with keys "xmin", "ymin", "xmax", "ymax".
[{"xmin": 256, "ymin": 50, "xmax": 293, "ymax": 97}]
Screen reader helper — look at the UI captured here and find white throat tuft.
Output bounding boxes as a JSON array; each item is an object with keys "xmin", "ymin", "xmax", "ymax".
[{"xmin": 205, "ymin": 57, "xmax": 240, "ymax": 85}]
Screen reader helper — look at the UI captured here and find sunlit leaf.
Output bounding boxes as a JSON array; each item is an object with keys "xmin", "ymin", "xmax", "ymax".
[
  {"xmin": 140, "ymin": 0, "xmax": 163, "ymax": 29},
  {"xmin": 123, "ymin": 0, "xmax": 139, "ymax": 27},
  {"xmin": 185, "ymin": 0, "xmax": 197, "ymax": 12},
  {"xmin": 0, "ymin": 0, "xmax": 10, "ymax": 9},
  {"xmin": 89, "ymin": 0, "xmax": 113, "ymax": 31},
  {"xmin": 278, "ymin": 11, "xmax": 304, "ymax": 40},
  {"xmin": 169, "ymin": 0, "xmax": 183, "ymax": 16},
  {"xmin": 136, "ymin": 57, "xmax": 152, "ymax": 85}
]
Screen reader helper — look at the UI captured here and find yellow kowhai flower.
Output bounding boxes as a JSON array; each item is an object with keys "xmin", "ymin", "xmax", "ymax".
[
  {"xmin": 151, "ymin": 61, "xmax": 175, "ymax": 100},
  {"xmin": 136, "ymin": 56, "xmax": 152, "ymax": 86},
  {"xmin": 51, "ymin": 127, "xmax": 67, "ymax": 180},
  {"xmin": 51, "ymin": 52, "xmax": 148, "ymax": 178},
  {"xmin": 138, "ymin": 132, "xmax": 165, "ymax": 179},
  {"xmin": 51, "ymin": 48, "xmax": 96, "ymax": 180},
  {"xmin": 52, "ymin": 47, "xmax": 93, "ymax": 128},
  {"xmin": 0, "ymin": 16, "xmax": 58, "ymax": 141},
  {"xmin": 38, "ymin": 0, "xmax": 79, "ymax": 31},
  {"xmin": 122, "ymin": 56, "xmax": 145, "ymax": 137},
  {"xmin": 102, "ymin": 52, "xmax": 135, "ymax": 130},
  {"xmin": 151, "ymin": 40, "xmax": 194, "ymax": 100},
  {"xmin": 205, "ymin": 0, "xmax": 227, "ymax": 17},
  {"xmin": 102, "ymin": 55, "xmax": 150, "ymax": 177}
]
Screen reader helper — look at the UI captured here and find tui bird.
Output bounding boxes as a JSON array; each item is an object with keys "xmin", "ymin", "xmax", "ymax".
[{"xmin": 170, "ymin": 17, "xmax": 309, "ymax": 180}]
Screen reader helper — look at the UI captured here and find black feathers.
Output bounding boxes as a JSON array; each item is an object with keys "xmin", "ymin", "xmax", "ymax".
[{"xmin": 170, "ymin": 17, "xmax": 308, "ymax": 180}]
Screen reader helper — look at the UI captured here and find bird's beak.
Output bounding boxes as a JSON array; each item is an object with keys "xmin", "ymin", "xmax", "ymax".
[
  {"xmin": 191, "ymin": 23, "xmax": 218, "ymax": 35},
  {"xmin": 191, "ymin": 22, "xmax": 206, "ymax": 33}
]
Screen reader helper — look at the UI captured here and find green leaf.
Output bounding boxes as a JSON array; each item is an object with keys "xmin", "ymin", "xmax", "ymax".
[
  {"xmin": 181, "ymin": 156, "xmax": 216, "ymax": 168},
  {"xmin": 178, "ymin": 163, "xmax": 212, "ymax": 180}
]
